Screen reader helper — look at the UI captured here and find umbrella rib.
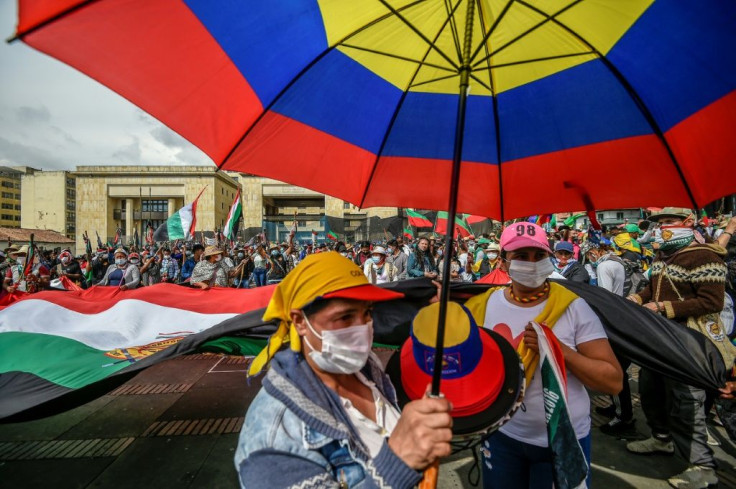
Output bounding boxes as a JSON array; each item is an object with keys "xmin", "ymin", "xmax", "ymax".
[
  {"xmin": 340, "ymin": 44, "xmax": 456, "ymax": 74},
  {"xmin": 376, "ymin": 0, "xmax": 460, "ymax": 70},
  {"xmin": 471, "ymin": 0, "xmax": 584, "ymax": 69},
  {"xmin": 443, "ymin": 0, "xmax": 464, "ymax": 62},
  {"xmin": 6, "ymin": 0, "xmax": 98, "ymax": 43},
  {"xmin": 474, "ymin": 51, "xmax": 595, "ymax": 71},
  {"xmin": 475, "ymin": 0, "xmax": 506, "ymax": 222},
  {"xmin": 215, "ymin": 0, "xmax": 427, "ymax": 171},
  {"xmin": 516, "ymin": 0, "xmax": 700, "ymax": 210},
  {"xmin": 467, "ymin": 0, "xmax": 516, "ymax": 66},
  {"xmin": 409, "ymin": 73, "xmax": 460, "ymax": 89},
  {"xmin": 357, "ymin": 1, "xmax": 466, "ymax": 209}
]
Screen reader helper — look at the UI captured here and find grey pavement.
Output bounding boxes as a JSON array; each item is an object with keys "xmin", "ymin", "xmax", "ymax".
[{"xmin": 1, "ymin": 353, "xmax": 736, "ymax": 488}]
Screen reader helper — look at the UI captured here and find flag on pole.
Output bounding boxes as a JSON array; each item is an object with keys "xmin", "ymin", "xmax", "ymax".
[
  {"xmin": 403, "ymin": 226, "xmax": 414, "ymax": 240},
  {"xmin": 145, "ymin": 221, "xmax": 155, "ymax": 246},
  {"xmin": 133, "ymin": 228, "xmax": 140, "ymax": 249},
  {"xmin": 465, "ymin": 215, "xmax": 488, "ymax": 225},
  {"xmin": 223, "ymin": 189, "xmax": 242, "ymax": 241},
  {"xmin": 563, "ymin": 213, "xmax": 586, "ymax": 227},
  {"xmin": 95, "ymin": 231, "xmax": 104, "ymax": 250},
  {"xmin": 112, "ymin": 227, "xmax": 122, "ymax": 246},
  {"xmin": 22, "ymin": 235, "xmax": 35, "ymax": 278},
  {"xmin": 406, "ymin": 209, "xmax": 434, "ymax": 228},
  {"xmin": 153, "ymin": 188, "xmax": 205, "ymax": 241},
  {"xmin": 700, "ymin": 209, "xmax": 711, "ymax": 226},
  {"xmin": 327, "ymin": 231, "xmax": 338, "ymax": 241},
  {"xmin": 531, "ymin": 322, "xmax": 589, "ymax": 489},
  {"xmin": 83, "ymin": 231, "xmax": 93, "ymax": 257},
  {"xmin": 435, "ymin": 212, "xmax": 472, "ymax": 238}
]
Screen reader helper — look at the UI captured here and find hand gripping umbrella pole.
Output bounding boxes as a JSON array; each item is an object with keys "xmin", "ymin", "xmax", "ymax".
[{"xmin": 420, "ymin": 2, "xmax": 476, "ymax": 487}]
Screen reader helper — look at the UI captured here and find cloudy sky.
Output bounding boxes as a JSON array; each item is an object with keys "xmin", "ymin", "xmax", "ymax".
[{"xmin": 0, "ymin": 2, "xmax": 212, "ymax": 170}]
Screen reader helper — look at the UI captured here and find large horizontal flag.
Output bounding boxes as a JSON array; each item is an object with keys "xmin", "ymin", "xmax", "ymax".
[
  {"xmin": 0, "ymin": 283, "xmax": 275, "ymax": 421},
  {"xmin": 0, "ymin": 279, "xmax": 727, "ymax": 422},
  {"xmin": 435, "ymin": 212, "xmax": 472, "ymax": 238},
  {"xmin": 224, "ymin": 189, "xmax": 242, "ymax": 241},
  {"xmin": 154, "ymin": 188, "xmax": 205, "ymax": 241},
  {"xmin": 406, "ymin": 209, "xmax": 433, "ymax": 228}
]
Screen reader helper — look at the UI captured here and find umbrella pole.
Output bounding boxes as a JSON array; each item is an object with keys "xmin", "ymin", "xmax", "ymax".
[{"xmin": 430, "ymin": 0, "xmax": 475, "ymax": 398}]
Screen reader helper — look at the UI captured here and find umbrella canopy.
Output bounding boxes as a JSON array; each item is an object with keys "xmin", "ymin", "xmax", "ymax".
[{"xmin": 13, "ymin": 1, "xmax": 736, "ymax": 220}]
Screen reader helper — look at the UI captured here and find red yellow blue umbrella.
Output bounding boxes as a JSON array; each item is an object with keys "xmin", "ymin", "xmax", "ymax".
[{"xmin": 12, "ymin": 0, "xmax": 736, "ymax": 220}]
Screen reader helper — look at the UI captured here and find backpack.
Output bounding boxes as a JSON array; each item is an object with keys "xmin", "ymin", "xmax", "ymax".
[
  {"xmin": 607, "ymin": 255, "xmax": 648, "ymax": 296},
  {"xmin": 621, "ymin": 258, "xmax": 649, "ymax": 296}
]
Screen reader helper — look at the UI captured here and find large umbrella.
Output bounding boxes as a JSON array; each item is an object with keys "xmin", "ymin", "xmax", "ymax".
[{"xmin": 11, "ymin": 1, "xmax": 736, "ymax": 483}]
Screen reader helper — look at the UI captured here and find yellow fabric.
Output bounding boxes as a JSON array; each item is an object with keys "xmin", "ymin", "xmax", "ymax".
[
  {"xmin": 248, "ymin": 252, "xmax": 374, "ymax": 376},
  {"xmin": 317, "ymin": 0, "xmax": 653, "ymax": 94},
  {"xmin": 465, "ymin": 282, "xmax": 579, "ymax": 387},
  {"xmin": 413, "ymin": 302, "xmax": 470, "ymax": 348},
  {"xmin": 614, "ymin": 233, "xmax": 642, "ymax": 254}
]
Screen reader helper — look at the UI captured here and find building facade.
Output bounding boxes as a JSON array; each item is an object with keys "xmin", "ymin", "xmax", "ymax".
[
  {"xmin": 0, "ymin": 167, "xmax": 23, "ymax": 228},
  {"xmin": 20, "ymin": 169, "xmax": 77, "ymax": 239},
  {"xmin": 237, "ymin": 174, "xmax": 398, "ymax": 243},
  {"xmin": 74, "ymin": 166, "xmax": 240, "ymax": 251}
]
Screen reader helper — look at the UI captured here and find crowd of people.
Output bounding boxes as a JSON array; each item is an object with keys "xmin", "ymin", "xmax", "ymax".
[{"xmin": 1, "ymin": 209, "xmax": 735, "ymax": 488}]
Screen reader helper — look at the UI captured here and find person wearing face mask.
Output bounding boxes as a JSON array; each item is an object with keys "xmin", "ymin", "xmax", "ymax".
[
  {"xmin": 53, "ymin": 250, "xmax": 84, "ymax": 287},
  {"xmin": 626, "ymin": 208, "xmax": 728, "ymax": 489},
  {"xmin": 237, "ymin": 252, "xmax": 453, "ymax": 488},
  {"xmin": 98, "ymin": 248, "xmax": 140, "ymax": 290},
  {"xmin": 158, "ymin": 248, "xmax": 180, "ymax": 283},
  {"xmin": 463, "ymin": 221, "xmax": 622, "ymax": 489},
  {"xmin": 352, "ymin": 241, "xmax": 373, "ymax": 268},
  {"xmin": 362, "ymin": 246, "xmax": 397, "ymax": 285},
  {"xmin": 267, "ymin": 245, "xmax": 289, "ymax": 284},
  {"xmin": 385, "ymin": 239, "xmax": 408, "ymax": 280},
  {"xmin": 486, "ymin": 242, "xmax": 501, "ymax": 271},
  {"xmin": 551, "ymin": 241, "xmax": 590, "ymax": 284},
  {"xmin": 190, "ymin": 246, "xmax": 245, "ymax": 289}
]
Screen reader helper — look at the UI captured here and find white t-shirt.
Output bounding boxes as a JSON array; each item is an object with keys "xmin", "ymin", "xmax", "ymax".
[
  {"xmin": 481, "ymin": 290, "xmax": 607, "ymax": 446},
  {"xmin": 339, "ymin": 371, "xmax": 401, "ymax": 457}
]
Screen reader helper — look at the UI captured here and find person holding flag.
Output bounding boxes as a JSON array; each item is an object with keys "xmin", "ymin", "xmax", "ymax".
[
  {"xmin": 464, "ymin": 221, "xmax": 622, "ymax": 488},
  {"xmin": 98, "ymin": 248, "xmax": 140, "ymax": 290}
]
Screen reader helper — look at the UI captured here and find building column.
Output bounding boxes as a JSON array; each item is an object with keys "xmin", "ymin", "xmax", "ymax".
[
  {"xmin": 168, "ymin": 198, "xmax": 177, "ymax": 217},
  {"xmin": 125, "ymin": 198, "xmax": 134, "ymax": 239}
]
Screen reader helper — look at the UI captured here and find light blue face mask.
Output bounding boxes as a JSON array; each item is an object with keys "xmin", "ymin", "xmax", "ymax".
[{"xmin": 371, "ymin": 256, "xmax": 382, "ymax": 264}]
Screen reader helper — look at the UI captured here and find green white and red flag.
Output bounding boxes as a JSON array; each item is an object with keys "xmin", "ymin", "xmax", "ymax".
[
  {"xmin": 223, "ymin": 189, "xmax": 242, "ymax": 241},
  {"xmin": 406, "ymin": 209, "xmax": 433, "ymax": 228},
  {"xmin": 435, "ymin": 212, "xmax": 472, "ymax": 238},
  {"xmin": 153, "ymin": 188, "xmax": 206, "ymax": 241},
  {"xmin": 403, "ymin": 226, "xmax": 414, "ymax": 240},
  {"xmin": 327, "ymin": 230, "xmax": 338, "ymax": 241}
]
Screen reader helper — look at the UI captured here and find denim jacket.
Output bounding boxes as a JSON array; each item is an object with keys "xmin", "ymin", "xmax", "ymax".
[{"xmin": 234, "ymin": 350, "xmax": 421, "ymax": 489}]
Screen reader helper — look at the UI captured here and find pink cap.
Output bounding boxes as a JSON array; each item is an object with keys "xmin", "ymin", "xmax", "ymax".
[{"xmin": 500, "ymin": 222, "xmax": 551, "ymax": 252}]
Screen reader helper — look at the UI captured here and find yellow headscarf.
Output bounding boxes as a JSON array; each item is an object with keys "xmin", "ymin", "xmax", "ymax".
[{"xmin": 248, "ymin": 252, "xmax": 378, "ymax": 376}]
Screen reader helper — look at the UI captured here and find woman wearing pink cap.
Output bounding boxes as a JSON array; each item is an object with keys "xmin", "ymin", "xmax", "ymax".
[{"xmin": 464, "ymin": 221, "xmax": 622, "ymax": 489}]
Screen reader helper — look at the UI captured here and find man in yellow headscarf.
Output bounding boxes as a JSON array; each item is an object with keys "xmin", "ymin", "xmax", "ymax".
[{"xmin": 235, "ymin": 252, "xmax": 453, "ymax": 488}]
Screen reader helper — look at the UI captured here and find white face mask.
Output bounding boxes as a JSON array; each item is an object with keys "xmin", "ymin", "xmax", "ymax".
[
  {"xmin": 214, "ymin": 255, "xmax": 222, "ymax": 262},
  {"xmin": 508, "ymin": 258, "xmax": 554, "ymax": 288},
  {"xmin": 115, "ymin": 258, "xmax": 127, "ymax": 267},
  {"xmin": 302, "ymin": 314, "xmax": 373, "ymax": 375},
  {"xmin": 488, "ymin": 252, "xmax": 499, "ymax": 260}
]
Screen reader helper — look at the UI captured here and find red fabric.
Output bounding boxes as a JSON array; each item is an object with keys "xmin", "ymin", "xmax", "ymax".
[
  {"xmin": 20, "ymin": 0, "xmax": 263, "ymax": 164},
  {"xmin": 16, "ymin": 0, "xmax": 84, "ymax": 35},
  {"xmin": 541, "ymin": 324, "xmax": 568, "ymax": 391},
  {"xmin": 228, "ymin": 112, "xmax": 377, "ymax": 204},
  {"xmin": 476, "ymin": 268, "xmax": 510, "ymax": 285},
  {"xmin": 0, "ymin": 291, "xmax": 30, "ymax": 308},
  {"xmin": 59, "ymin": 275, "xmax": 82, "ymax": 291},
  {"xmin": 0, "ymin": 283, "xmax": 275, "ymax": 314},
  {"xmin": 399, "ymin": 331, "xmax": 505, "ymax": 417},
  {"xmin": 666, "ymin": 91, "xmax": 736, "ymax": 208}
]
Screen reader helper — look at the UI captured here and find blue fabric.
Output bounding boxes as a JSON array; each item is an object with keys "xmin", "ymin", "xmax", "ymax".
[
  {"xmin": 480, "ymin": 431, "xmax": 591, "ymax": 489},
  {"xmin": 180, "ymin": 258, "xmax": 195, "ymax": 280},
  {"xmin": 253, "ymin": 268, "xmax": 267, "ymax": 287},
  {"xmin": 234, "ymin": 350, "xmax": 421, "ymax": 489},
  {"xmin": 107, "ymin": 268, "xmax": 124, "ymax": 287}
]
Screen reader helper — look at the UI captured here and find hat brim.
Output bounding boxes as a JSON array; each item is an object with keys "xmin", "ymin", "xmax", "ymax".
[
  {"xmin": 502, "ymin": 238, "xmax": 551, "ymax": 253},
  {"xmin": 386, "ymin": 328, "xmax": 524, "ymax": 436},
  {"xmin": 320, "ymin": 284, "xmax": 404, "ymax": 303},
  {"xmin": 649, "ymin": 213, "xmax": 690, "ymax": 222}
]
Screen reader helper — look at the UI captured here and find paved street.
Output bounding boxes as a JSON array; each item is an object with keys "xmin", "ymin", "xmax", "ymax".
[{"xmin": 2, "ymin": 352, "xmax": 736, "ymax": 489}]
